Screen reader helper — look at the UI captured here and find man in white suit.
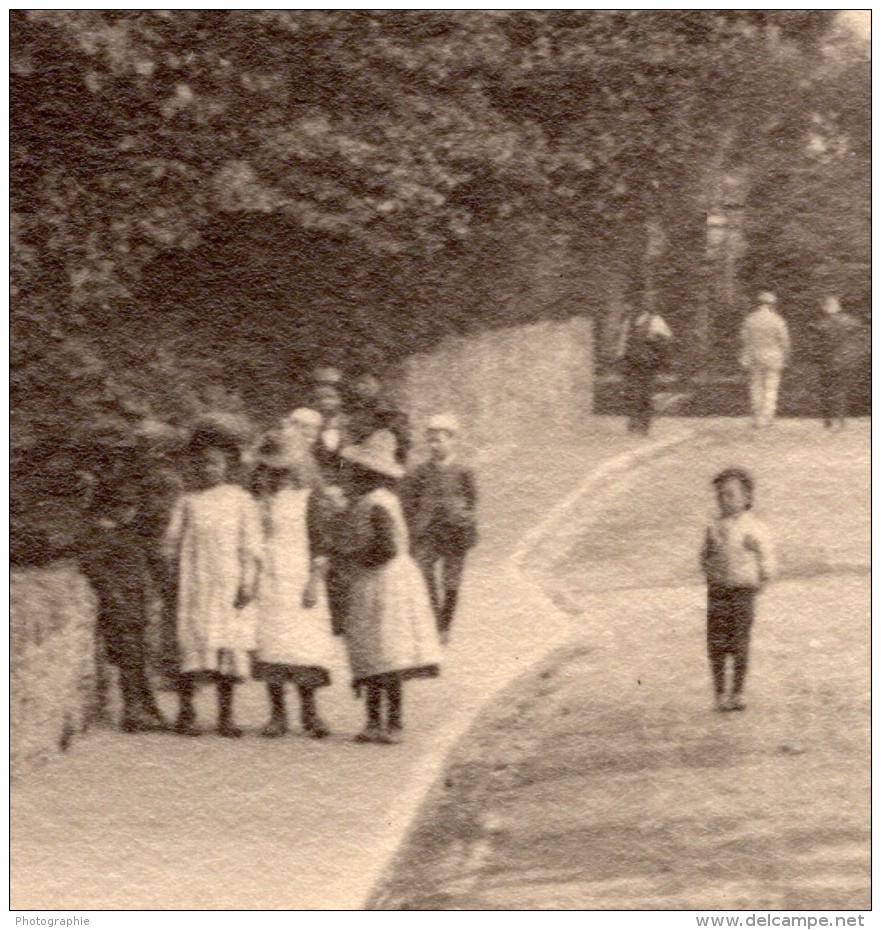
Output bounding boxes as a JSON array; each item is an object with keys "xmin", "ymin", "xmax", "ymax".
[{"xmin": 740, "ymin": 291, "xmax": 791, "ymax": 428}]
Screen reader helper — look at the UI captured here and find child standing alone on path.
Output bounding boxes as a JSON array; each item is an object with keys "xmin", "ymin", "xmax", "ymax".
[
  {"xmin": 700, "ymin": 467, "xmax": 777, "ymax": 712},
  {"xmin": 163, "ymin": 426, "xmax": 262, "ymax": 737}
]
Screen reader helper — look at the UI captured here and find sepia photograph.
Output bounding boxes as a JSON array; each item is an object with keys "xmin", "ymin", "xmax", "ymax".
[{"xmin": 9, "ymin": 8, "xmax": 870, "ymax": 915}]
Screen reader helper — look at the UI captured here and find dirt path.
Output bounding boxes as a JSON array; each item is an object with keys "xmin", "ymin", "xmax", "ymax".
[
  {"xmin": 12, "ymin": 418, "xmax": 686, "ymax": 909},
  {"xmin": 370, "ymin": 421, "xmax": 870, "ymax": 909}
]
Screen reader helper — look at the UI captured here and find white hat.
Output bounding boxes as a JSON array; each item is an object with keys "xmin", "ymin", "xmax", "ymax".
[
  {"xmin": 284, "ymin": 407, "xmax": 322, "ymax": 429},
  {"xmin": 427, "ymin": 413, "xmax": 461, "ymax": 435},
  {"xmin": 758, "ymin": 291, "xmax": 777, "ymax": 306},
  {"xmin": 340, "ymin": 430, "xmax": 404, "ymax": 479},
  {"xmin": 823, "ymin": 296, "xmax": 842, "ymax": 314},
  {"xmin": 312, "ymin": 366, "xmax": 342, "ymax": 385}
]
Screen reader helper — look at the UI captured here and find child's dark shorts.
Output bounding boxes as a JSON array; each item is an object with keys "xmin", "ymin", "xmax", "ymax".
[{"xmin": 707, "ymin": 586, "xmax": 756, "ymax": 654}]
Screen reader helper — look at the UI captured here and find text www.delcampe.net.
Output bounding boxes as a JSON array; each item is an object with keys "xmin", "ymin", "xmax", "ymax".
[{"xmin": 697, "ymin": 917, "xmax": 866, "ymax": 928}]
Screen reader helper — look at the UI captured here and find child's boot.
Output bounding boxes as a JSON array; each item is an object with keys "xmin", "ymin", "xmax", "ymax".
[
  {"xmin": 439, "ymin": 589, "xmax": 458, "ymax": 645},
  {"xmin": 355, "ymin": 683, "xmax": 387, "ymax": 743},
  {"xmin": 174, "ymin": 676, "xmax": 201, "ymax": 736},
  {"xmin": 299, "ymin": 686, "xmax": 330, "ymax": 739},
  {"xmin": 384, "ymin": 680, "xmax": 403, "ymax": 744},
  {"xmin": 217, "ymin": 678, "xmax": 243, "ymax": 738},
  {"xmin": 727, "ymin": 693, "xmax": 746, "ymax": 712},
  {"xmin": 260, "ymin": 682, "xmax": 288, "ymax": 738},
  {"xmin": 132, "ymin": 665, "xmax": 167, "ymax": 730}
]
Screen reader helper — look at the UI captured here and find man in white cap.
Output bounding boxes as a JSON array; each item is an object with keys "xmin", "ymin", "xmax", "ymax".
[
  {"xmin": 739, "ymin": 291, "xmax": 791, "ymax": 428},
  {"xmin": 403, "ymin": 414, "xmax": 478, "ymax": 645}
]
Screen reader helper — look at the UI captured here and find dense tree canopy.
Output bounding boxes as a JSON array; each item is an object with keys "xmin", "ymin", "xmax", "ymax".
[{"xmin": 11, "ymin": 11, "xmax": 866, "ymax": 500}]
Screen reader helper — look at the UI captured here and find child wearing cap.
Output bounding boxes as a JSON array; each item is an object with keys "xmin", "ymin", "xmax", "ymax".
[
  {"xmin": 700, "ymin": 467, "xmax": 777, "ymax": 712},
  {"xmin": 79, "ymin": 477, "xmax": 166, "ymax": 733},
  {"xmin": 404, "ymin": 414, "xmax": 478, "ymax": 645}
]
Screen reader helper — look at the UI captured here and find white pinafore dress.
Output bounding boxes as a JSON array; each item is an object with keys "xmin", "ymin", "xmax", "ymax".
[
  {"xmin": 255, "ymin": 487, "xmax": 339, "ymax": 686},
  {"xmin": 164, "ymin": 483, "xmax": 261, "ymax": 679},
  {"xmin": 345, "ymin": 488, "xmax": 441, "ymax": 691}
]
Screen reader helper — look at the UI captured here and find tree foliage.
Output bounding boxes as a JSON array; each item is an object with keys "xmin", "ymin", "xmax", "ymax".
[{"xmin": 11, "ymin": 11, "xmax": 862, "ymax": 452}]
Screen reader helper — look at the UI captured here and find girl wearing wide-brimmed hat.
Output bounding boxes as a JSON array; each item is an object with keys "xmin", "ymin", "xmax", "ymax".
[
  {"xmin": 252, "ymin": 434, "xmax": 341, "ymax": 739},
  {"xmin": 339, "ymin": 430, "xmax": 441, "ymax": 744}
]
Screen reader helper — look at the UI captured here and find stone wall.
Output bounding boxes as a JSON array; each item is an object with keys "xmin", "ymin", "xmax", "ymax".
[
  {"xmin": 391, "ymin": 316, "xmax": 594, "ymax": 457},
  {"xmin": 10, "ymin": 562, "xmax": 99, "ymax": 780},
  {"xmin": 9, "ymin": 316, "xmax": 595, "ymax": 780}
]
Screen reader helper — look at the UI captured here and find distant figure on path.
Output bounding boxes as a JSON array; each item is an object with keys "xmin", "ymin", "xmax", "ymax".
[
  {"xmin": 618, "ymin": 306, "xmax": 673, "ymax": 435},
  {"xmin": 700, "ymin": 467, "xmax": 777, "ymax": 713},
  {"xmin": 163, "ymin": 427, "xmax": 262, "ymax": 737},
  {"xmin": 739, "ymin": 291, "xmax": 791, "ymax": 428},
  {"xmin": 404, "ymin": 414, "xmax": 478, "ymax": 645},
  {"xmin": 811, "ymin": 295, "xmax": 862, "ymax": 431},
  {"xmin": 339, "ymin": 430, "xmax": 441, "ymax": 744}
]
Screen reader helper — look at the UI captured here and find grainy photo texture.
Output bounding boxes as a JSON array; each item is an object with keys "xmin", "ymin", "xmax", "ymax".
[{"xmin": 10, "ymin": 10, "xmax": 870, "ymax": 912}]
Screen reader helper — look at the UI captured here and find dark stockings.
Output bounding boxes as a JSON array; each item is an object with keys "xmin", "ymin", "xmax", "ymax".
[
  {"xmin": 731, "ymin": 644, "xmax": 750, "ymax": 696},
  {"xmin": 709, "ymin": 650, "xmax": 727, "ymax": 699},
  {"xmin": 177, "ymin": 676, "xmax": 196, "ymax": 725},
  {"xmin": 709, "ymin": 645, "xmax": 751, "ymax": 699},
  {"xmin": 265, "ymin": 681, "xmax": 326, "ymax": 737},
  {"xmin": 299, "ymin": 686, "xmax": 319, "ymax": 727},
  {"xmin": 267, "ymin": 681, "xmax": 286, "ymax": 722},
  {"xmin": 365, "ymin": 679, "xmax": 403, "ymax": 731},
  {"xmin": 119, "ymin": 663, "xmax": 162, "ymax": 722},
  {"xmin": 217, "ymin": 677, "xmax": 240, "ymax": 735},
  {"xmin": 386, "ymin": 680, "xmax": 402, "ymax": 731},
  {"xmin": 176, "ymin": 675, "xmax": 239, "ymax": 735},
  {"xmin": 366, "ymin": 682, "xmax": 383, "ymax": 730},
  {"xmin": 439, "ymin": 589, "xmax": 459, "ymax": 636}
]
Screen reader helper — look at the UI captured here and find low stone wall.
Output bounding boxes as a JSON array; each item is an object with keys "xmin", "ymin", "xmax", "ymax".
[
  {"xmin": 10, "ymin": 318, "xmax": 594, "ymax": 779},
  {"xmin": 10, "ymin": 562, "xmax": 99, "ymax": 780},
  {"xmin": 391, "ymin": 316, "xmax": 594, "ymax": 456}
]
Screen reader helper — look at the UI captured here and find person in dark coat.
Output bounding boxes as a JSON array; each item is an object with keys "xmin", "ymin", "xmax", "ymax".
[
  {"xmin": 312, "ymin": 382, "xmax": 350, "ymax": 483},
  {"xmin": 404, "ymin": 414, "xmax": 478, "ymax": 645},
  {"xmin": 346, "ymin": 371, "xmax": 412, "ymax": 465},
  {"xmin": 79, "ymin": 478, "xmax": 166, "ymax": 733},
  {"xmin": 812, "ymin": 295, "xmax": 863, "ymax": 430},
  {"xmin": 618, "ymin": 307, "xmax": 673, "ymax": 435},
  {"xmin": 133, "ymin": 454, "xmax": 186, "ymax": 686}
]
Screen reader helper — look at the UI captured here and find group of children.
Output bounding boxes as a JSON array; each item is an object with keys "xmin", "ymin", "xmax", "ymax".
[
  {"xmin": 83, "ymin": 357, "xmax": 780, "ymax": 734},
  {"xmin": 83, "ymin": 369, "xmax": 479, "ymax": 745}
]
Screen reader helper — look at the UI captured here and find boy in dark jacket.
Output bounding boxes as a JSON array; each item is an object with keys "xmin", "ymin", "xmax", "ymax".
[
  {"xmin": 404, "ymin": 414, "xmax": 478, "ymax": 645},
  {"xmin": 79, "ymin": 479, "xmax": 166, "ymax": 733}
]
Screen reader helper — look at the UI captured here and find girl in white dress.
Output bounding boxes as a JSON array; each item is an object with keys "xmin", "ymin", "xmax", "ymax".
[
  {"xmin": 164, "ymin": 427, "xmax": 261, "ymax": 737},
  {"xmin": 340, "ymin": 430, "xmax": 441, "ymax": 744},
  {"xmin": 252, "ymin": 436, "xmax": 341, "ymax": 738}
]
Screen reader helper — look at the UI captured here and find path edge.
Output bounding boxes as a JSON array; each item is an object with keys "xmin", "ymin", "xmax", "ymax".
[{"xmin": 363, "ymin": 425, "xmax": 696, "ymax": 909}]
